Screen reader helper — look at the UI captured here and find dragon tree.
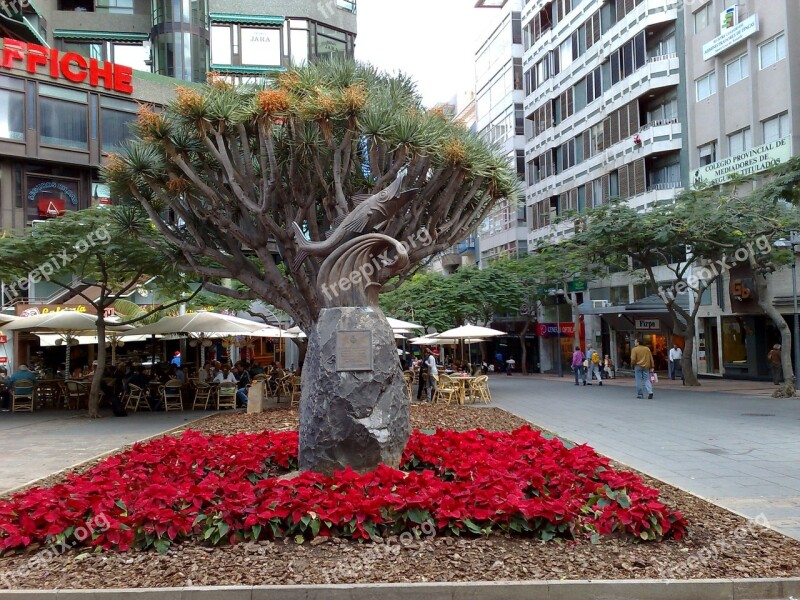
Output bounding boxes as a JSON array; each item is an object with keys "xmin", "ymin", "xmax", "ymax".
[{"xmin": 104, "ymin": 61, "xmax": 518, "ymax": 474}]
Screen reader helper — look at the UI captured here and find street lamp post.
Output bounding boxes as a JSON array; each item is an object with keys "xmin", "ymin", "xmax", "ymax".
[{"xmin": 774, "ymin": 232, "xmax": 799, "ymax": 391}]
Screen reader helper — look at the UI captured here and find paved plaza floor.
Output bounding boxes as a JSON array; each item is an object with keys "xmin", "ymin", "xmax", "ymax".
[
  {"xmin": 490, "ymin": 373, "xmax": 800, "ymax": 541},
  {"xmin": 0, "ymin": 411, "xmax": 212, "ymax": 494}
]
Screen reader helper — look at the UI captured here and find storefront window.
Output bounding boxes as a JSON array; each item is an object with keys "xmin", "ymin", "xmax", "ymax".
[
  {"xmin": 0, "ymin": 76, "xmax": 25, "ymax": 141},
  {"xmin": 290, "ymin": 27, "xmax": 309, "ymax": 65},
  {"xmin": 211, "ymin": 25, "xmax": 232, "ymax": 64},
  {"xmin": 609, "ymin": 285, "xmax": 629, "ymax": 305},
  {"xmin": 63, "ymin": 42, "xmax": 103, "ymax": 60},
  {"xmin": 722, "ymin": 316, "xmax": 749, "ymax": 364},
  {"xmin": 39, "ymin": 85, "xmax": 88, "ymax": 150},
  {"xmin": 100, "ymin": 97, "xmax": 138, "ymax": 152}
]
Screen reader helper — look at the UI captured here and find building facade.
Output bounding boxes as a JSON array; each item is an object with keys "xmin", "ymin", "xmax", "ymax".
[
  {"xmin": 683, "ymin": 0, "xmax": 799, "ymax": 379},
  {"xmin": 475, "ymin": 0, "xmax": 528, "ymax": 268},
  {"xmin": 0, "ymin": 0, "xmax": 356, "ymax": 369},
  {"xmin": 522, "ymin": 0, "xmax": 688, "ymax": 373}
]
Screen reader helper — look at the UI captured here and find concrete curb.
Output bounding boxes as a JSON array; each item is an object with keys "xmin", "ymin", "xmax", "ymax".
[
  {"xmin": 1, "ymin": 578, "xmax": 799, "ymax": 599},
  {"xmin": 1, "ymin": 411, "xmax": 221, "ymax": 498}
]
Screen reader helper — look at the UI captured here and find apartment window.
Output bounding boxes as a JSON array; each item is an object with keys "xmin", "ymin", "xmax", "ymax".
[
  {"xmin": 591, "ymin": 178, "xmax": 603, "ymax": 207},
  {"xmin": 693, "ymin": 4, "xmax": 711, "ymax": 33},
  {"xmin": 763, "ymin": 112, "xmax": 790, "ymax": 144},
  {"xmin": 39, "ymin": 84, "xmax": 88, "ymax": 150},
  {"xmin": 698, "ymin": 142, "xmax": 716, "ymax": 166},
  {"xmin": 577, "ymin": 185, "xmax": 586, "ymax": 212},
  {"xmin": 589, "ymin": 122, "xmax": 604, "ymax": 156},
  {"xmin": 609, "ymin": 32, "xmax": 645, "ymax": 85},
  {"xmin": 696, "ymin": 71, "xmax": 716, "ymax": 101},
  {"xmin": 586, "ymin": 66, "xmax": 602, "ymax": 103},
  {"xmin": 559, "ymin": 37, "xmax": 574, "ymax": 72},
  {"xmin": 95, "ymin": 0, "xmax": 133, "ymax": 13},
  {"xmin": 0, "ymin": 75, "xmax": 24, "ymax": 142},
  {"xmin": 725, "ymin": 53, "xmax": 749, "ymax": 86},
  {"xmin": 728, "ymin": 128, "xmax": 751, "ymax": 156},
  {"xmin": 759, "ymin": 33, "xmax": 786, "ymax": 69}
]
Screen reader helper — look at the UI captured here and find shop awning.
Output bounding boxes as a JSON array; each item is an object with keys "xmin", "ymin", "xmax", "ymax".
[
  {"xmin": 210, "ymin": 64, "xmax": 286, "ymax": 75},
  {"xmin": 209, "ymin": 13, "xmax": 284, "ymax": 26},
  {"xmin": 53, "ymin": 30, "xmax": 149, "ymax": 42},
  {"xmin": 581, "ymin": 294, "xmax": 689, "ymax": 331}
]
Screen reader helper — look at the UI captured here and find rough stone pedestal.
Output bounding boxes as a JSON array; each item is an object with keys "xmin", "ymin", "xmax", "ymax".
[{"xmin": 298, "ymin": 307, "xmax": 410, "ymax": 474}]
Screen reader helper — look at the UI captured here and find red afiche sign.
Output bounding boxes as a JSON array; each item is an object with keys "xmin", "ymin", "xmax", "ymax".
[
  {"xmin": 0, "ymin": 335, "xmax": 7, "ymax": 344},
  {"xmin": 1, "ymin": 38, "xmax": 133, "ymax": 95}
]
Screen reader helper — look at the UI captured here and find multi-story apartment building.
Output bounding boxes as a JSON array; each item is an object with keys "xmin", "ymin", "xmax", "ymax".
[
  {"xmin": 475, "ymin": 0, "xmax": 528, "ymax": 268},
  {"xmin": 0, "ymin": 0, "xmax": 356, "ymax": 368},
  {"xmin": 522, "ymin": 0, "xmax": 688, "ymax": 373},
  {"xmin": 684, "ymin": 0, "xmax": 799, "ymax": 379}
]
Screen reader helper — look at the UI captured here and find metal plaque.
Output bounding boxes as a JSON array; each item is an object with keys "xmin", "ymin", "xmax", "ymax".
[{"xmin": 336, "ymin": 330, "xmax": 374, "ymax": 372}]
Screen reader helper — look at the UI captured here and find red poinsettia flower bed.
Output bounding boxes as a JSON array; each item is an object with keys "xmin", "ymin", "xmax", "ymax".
[{"xmin": 0, "ymin": 426, "xmax": 686, "ymax": 553}]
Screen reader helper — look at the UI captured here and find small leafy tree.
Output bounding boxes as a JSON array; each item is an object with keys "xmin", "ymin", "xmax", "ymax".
[{"xmin": 0, "ymin": 207, "xmax": 194, "ymax": 417}]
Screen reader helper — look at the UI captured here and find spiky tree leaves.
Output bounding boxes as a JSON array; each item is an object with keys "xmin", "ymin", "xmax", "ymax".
[{"xmin": 104, "ymin": 61, "xmax": 518, "ymax": 331}]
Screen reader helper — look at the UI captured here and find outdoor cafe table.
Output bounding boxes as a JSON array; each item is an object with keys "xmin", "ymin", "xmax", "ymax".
[{"xmin": 449, "ymin": 374, "xmax": 477, "ymax": 405}]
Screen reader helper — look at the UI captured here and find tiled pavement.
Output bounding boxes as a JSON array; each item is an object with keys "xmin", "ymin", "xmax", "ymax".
[
  {"xmin": 0, "ymin": 410, "xmax": 212, "ymax": 495},
  {"xmin": 489, "ymin": 374, "xmax": 800, "ymax": 541}
]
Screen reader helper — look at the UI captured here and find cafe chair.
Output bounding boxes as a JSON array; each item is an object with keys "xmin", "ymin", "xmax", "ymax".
[
  {"xmin": 125, "ymin": 384, "xmax": 148, "ymax": 412},
  {"xmin": 65, "ymin": 380, "xmax": 89, "ymax": 410},
  {"xmin": 402, "ymin": 371, "xmax": 414, "ymax": 402},
  {"xmin": 469, "ymin": 375, "xmax": 492, "ymax": 404},
  {"xmin": 217, "ymin": 382, "xmax": 237, "ymax": 410},
  {"xmin": 192, "ymin": 382, "xmax": 214, "ymax": 410},
  {"xmin": 160, "ymin": 380, "xmax": 184, "ymax": 412},
  {"xmin": 433, "ymin": 374, "xmax": 458, "ymax": 405},
  {"xmin": 11, "ymin": 381, "xmax": 35, "ymax": 412},
  {"xmin": 289, "ymin": 376, "xmax": 302, "ymax": 408}
]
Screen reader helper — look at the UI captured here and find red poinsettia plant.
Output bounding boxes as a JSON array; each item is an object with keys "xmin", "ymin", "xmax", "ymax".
[{"xmin": 0, "ymin": 426, "xmax": 686, "ymax": 553}]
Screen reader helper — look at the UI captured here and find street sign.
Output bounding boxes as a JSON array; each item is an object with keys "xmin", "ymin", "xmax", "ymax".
[{"xmin": 567, "ymin": 280, "xmax": 588, "ymax": 293}]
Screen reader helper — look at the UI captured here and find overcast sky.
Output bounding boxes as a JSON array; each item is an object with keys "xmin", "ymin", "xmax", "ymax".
[{"xmin": 355, "ymin": 0, "xmax": 489, "ymax": 108}]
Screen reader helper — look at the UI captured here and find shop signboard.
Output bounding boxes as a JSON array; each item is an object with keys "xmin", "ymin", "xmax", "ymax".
[
  {"xmin": 691, "ymin": 136, "xmax": 792, "ymax": 188},
  {"xmin": 703, "ymin": 13, "xmax": 758, "ymax": 61},
  {"xmin": 240, "ymin": 28, "xmax": 281, "ymax": 67},
  {"xmin": 0, "ymin": 38, "xmax": 133, "ymax": 94},
  {"xmin": 16, "ymin": 304, "xmax": 96, "ymax": 317},
  {"xmin": 635, "ymin": 319, "xmax": 661, "ymax": 331},
  {"xmin": 535, "ymin": 322, "xmax": 575, "ymax": 338},
  {"xmin": 0, "ymin": 335, "xmax": 7, "ymax": 344},
  {"xmin": 0, "ymin": 357, "xmax": 7, "ymax": 364}
]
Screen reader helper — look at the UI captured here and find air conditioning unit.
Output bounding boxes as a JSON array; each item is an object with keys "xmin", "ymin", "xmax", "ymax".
[{"xmin": 592, "ymin": 299, "xmax": 611, "ymax": 308}]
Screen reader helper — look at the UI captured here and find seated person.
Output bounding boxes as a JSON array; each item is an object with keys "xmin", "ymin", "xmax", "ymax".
[
  {"xmin": 249, "ymin": 362, "xmax": 265, "ymax": 378},
  {"xmin": 69, "ymin": 366, "xmax": 84, "ymax": 380},
  {"xmin": 127, "ymin": 366, "xmax": 151, "ymax": 391},
  {"xmin": 234, "ymin": 363, "xmax": 251, "ymax": 408},
  {"xmin": 1, "ymin": 364, "xmax": 37, "ymax": 411}
]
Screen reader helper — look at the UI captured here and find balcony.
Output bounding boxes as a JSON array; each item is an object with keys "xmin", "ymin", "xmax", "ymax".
[{"xmin": 458, "ymin": 237, "xmax": 477, "ymax": 254}]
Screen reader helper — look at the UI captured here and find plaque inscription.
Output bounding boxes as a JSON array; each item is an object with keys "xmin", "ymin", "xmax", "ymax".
[{"xmin": 336, "ymin": 330, "xmax": 374, "ymax": 372}]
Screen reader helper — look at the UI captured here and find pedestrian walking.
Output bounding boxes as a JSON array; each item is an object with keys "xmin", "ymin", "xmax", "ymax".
[
  {"xmin": 767, "ymin": 344, "xmax": 783, "ymax": 385},
  {"xmin": 424, "ymin": 348, "xmax": 438, "ymax": 402},
  {"xmin": 668, "ymin": 344, "xmax": 683, "ymax": 380},
  {"xmin": 506, "ymin": 357, "xmax": 516, "ymax": 376},
  {"xmin": 631, "ymin": 339, "xmax": 655, "ymax": 399},
  {"xmin": 571, "ymin": 346, "xmax": 586, "ymax": 386},
  {"xmin": 603, "ymin": 355, "xmax": 615, "ymax": 379},
  {"xmin": 585, "ymin": 344, "xmax": 602, "ymax": 386}
]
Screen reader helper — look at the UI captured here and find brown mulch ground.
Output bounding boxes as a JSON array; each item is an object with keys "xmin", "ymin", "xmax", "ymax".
[{"xmin": 1, "ymin": 406, "xmax": 799, "ymax": 589}]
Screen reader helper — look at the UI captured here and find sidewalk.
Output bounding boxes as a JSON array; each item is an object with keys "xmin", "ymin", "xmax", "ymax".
[
  {"xmin": 0, "ymin": 411, "xmax": 212, "ymax": 495},
  {"xmin": 488, "ymin": 376, "xmax": 800, "ymax": 541}
]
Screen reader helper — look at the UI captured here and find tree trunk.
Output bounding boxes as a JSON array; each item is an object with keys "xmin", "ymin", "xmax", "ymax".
[
  {"xmin": 88, "ymin": 318, "xmax": 106, "ymax": 418},
  {"xmin": 680, "ymin": 322, "xmax": 700, "ymax": 386},
  {"xmin": 298, "ymin": 307, "xmax": 410, "ymax": 474},
  {"xmin": 752, "ymin": 265, "xmax": 795, "ymax": 397},
  {"xmin": 518, "ymin": 317, "xmax": 532, "ymax": 375}
]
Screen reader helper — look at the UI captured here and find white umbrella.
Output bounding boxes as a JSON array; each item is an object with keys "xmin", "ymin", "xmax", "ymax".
[
  {"xmin": 0, "ymin": 314, "xmax": 16, "ymax": 326},
  {"xmin": 126, "ymin": 312, "xmax": 267, "ymax": 336},
  {"xmin": 287, "ymin": 325, "xmax": 307, "ymax": 339},
  {"xmin": 386, "ymin": 317, "xmax": 423, "ymax": 330},
  {"xmin": 436, "ymin": 325, "xmax": 506, "ymax": 339},
  {"xmin": 436, "ymin": 325, "xmax": 506, "ymax": 366},
  {"xmin": 5, "ymin": 311, "xmax": 127, "ymax": 375}
]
